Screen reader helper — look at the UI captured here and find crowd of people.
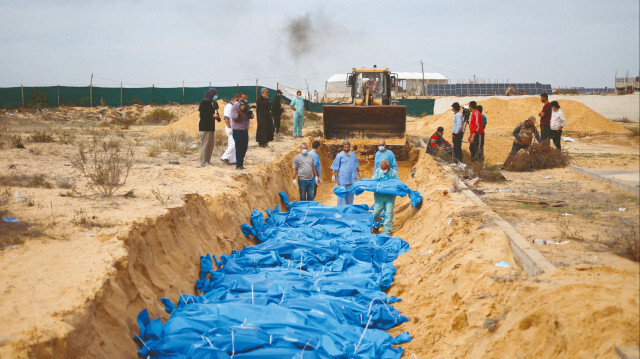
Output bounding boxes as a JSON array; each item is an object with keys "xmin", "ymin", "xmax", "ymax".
[
  {"xmin": 428, "ymin": 93, "xmax": 568, "ymax": 167},
  {"xmin": 197, "ymin": 88, "xmax": 308, "ymax": 170}
]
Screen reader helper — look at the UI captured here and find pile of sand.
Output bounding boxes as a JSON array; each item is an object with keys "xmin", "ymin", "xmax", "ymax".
[{"xmin": 409, "ymin": 97, "xmax": 627, "ymax": 136}]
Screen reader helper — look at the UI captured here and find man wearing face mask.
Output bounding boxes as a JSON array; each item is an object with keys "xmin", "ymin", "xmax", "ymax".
[
  {"xmin": 330, "ymin": 140, "xmax": 361, "ymax": 205},
  {"xmin": 373, "ymin": 139, "xmax": 398, "ymax": 172},
  {"xmin": 292, "ymin": 142, "xmax": 319, "ymax": 201},
  {"xmin": 289, "ymin": 90, "xmax": 305, "ymax": 138},
  {"xmin": 371, "ymin": 159, "xmax": 398, "ymax": 235},
  {"xmin": 198, "ymin": 88, "xmax": 220, "ymax": 168}
]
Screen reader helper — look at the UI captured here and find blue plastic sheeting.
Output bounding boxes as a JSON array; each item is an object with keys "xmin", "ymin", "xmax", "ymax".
[
  {"xmin": 333, "ymin": 179, "xmax": 423, "ymax": 208},
  {"xmin": 135, "ymin": 200, "xmax": 412, "ymax": 358}
]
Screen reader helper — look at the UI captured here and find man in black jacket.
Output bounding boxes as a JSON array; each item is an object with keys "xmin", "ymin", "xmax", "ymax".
[
  {"xmin": 198, "ymin": 88, "xmax": 220, "ymax": 167},
  {"xmin": 256, "ymin": 88, "xmax": 273, "ymax": 147},
  {"xmin": 271, "ymin": 90, "xmax": 284, "ymax": 136}
]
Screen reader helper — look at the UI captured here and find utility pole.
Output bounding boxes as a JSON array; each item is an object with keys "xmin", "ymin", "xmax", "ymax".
[
  {"xmin": 89, "ymin": 73, "xmax": 93, "ymax": 107},
  {"xmin": 420, "ymin": 60, "xmax": 426, "ymax": 97}
]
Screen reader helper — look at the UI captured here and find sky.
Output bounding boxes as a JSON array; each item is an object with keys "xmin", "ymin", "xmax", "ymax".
[{"xmin": 0, "ymin": 0, "xmax": 638, "ymax": 92}]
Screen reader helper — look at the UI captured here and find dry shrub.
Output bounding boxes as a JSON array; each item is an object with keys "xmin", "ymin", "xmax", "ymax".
[
  {"xmin": 147, "ymin": 143, "xmax": 162, "ymax": 157},
  {"xmin": 56, "ymin": 129, "xmax": 77, "ymax": 145},
  {"xmin": 142, "ymin": 108, "xmax": 176, "ymax": 124},
  {"xmin": 0, "ymin": 173, "xmax": 53, "ymax": 188},
  {"xmin": 71, "ymin": 208, "xmax": 117, "ymax": 228},
  {"xmin": 306, "ymin": 129, "xmax": 323, "ymax": 137},
  {"xmin": 466, "ymin": 162, "xmax": 505, "ymax": 182},
  {"xmin": 73, "ymin": 138, "xmax": 133, "ymax": 197},
  {"xmin": 215, "ymin": 130, "xmax": 227, "ymax": 147},
  {"xmin": 505, "ymin": 143, "xmax": 572, "ymax": 172},
  {"xmin": 55, "ymin": 177, "xmax": 75, "ymax": 189},
  {"xmin": 304, "ymin": 111, "xmax": 322, "ymax": 123},
  {"xmin": 112, "ymin": 115, "xmax": 136, "ymax": 129},
  {"xmin": 29, "ymin": 130, "xmax": 55, "ymax": 143},
  {"xmin": 159, "ymin": 129, "xmax": 193, "ymax": 155},
  {"xmin": 280, "ymin": 118, "xmax": 292, "ymax": 136}
]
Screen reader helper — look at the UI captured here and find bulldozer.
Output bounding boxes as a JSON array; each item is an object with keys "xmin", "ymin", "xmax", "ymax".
[{"xmin": 322, "ymin": 67, "xmax": 407, "ymax": 159}]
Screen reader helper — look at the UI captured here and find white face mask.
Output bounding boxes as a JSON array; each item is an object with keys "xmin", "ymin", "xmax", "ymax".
[
  {"xmin": 378, "ymin": 146, "xmax": 385, "ymax": 151},
  {"xmin": 301, "ymin": 149, "xmax": 308, "ymax": 155}
]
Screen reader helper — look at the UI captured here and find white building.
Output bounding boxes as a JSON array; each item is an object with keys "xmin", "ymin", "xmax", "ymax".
[{"xmin": 324, "ymin": 72, "xmax": 448, "ymax": 99}]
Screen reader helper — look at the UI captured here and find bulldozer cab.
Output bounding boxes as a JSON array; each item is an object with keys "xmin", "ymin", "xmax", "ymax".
[
  {"xmin": 347, "ymin": 68, "xmax": 395, "ymax": 106},
  {"xmin": 324, "ymin": 67, "xmax": 406, "ymax": 140}
]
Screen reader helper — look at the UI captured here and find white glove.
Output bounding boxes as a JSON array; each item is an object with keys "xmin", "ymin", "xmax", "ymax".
[
  {"xmin": 315, "ymin": 176, "xmax": 321, "ymax": 185},
  {"xmin": 292, "ymin": 179, "xmax": 297, "ymax": 186},
  {"xmin": 331, "ymin": 175, "xmax": 336, "ymax": 182}
]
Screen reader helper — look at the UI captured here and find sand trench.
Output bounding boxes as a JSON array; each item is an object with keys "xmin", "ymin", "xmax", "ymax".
[{"xmin": 9, "ymin": 142, "xmax": 638, "ymax": 358}]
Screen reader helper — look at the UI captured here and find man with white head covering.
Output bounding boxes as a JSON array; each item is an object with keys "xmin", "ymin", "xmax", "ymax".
[
  {"xmin": 220, "ymin": 94, "xmax": 237, "ymax": 165},
  {"xmin": 256, "ymin": 88, "xmax": 273, "ymax": 147},
  {"xmin": 330, "ymin": 140, "xmax": 361, "ymax": 205}
]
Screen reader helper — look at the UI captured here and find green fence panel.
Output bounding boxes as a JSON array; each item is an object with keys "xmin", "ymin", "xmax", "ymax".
[
  {"xmin": 397, "ymin": 99, "xmax": 434, "ymax": 117},
  {"xmin": 92, "ymin": 87, "xmax": 122, "ymax": 107},
  {"xmin": 0, "ymin": 87, "xmax": 22, "ymax": 108}
]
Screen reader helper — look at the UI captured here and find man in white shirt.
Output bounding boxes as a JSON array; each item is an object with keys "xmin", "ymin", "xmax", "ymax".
[
  {"xmin": 451, "ymin": 102, "xmax": 464, "ymax": 163},
  {"xmin": 220, "ymin": 94, "xmax": 237, "ymax": 165}
]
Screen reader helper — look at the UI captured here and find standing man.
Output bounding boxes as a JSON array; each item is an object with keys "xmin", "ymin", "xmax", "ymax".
[
  {"xmin": 220, "ymin": 94, "xmax": 237, "ymax": 165},
  {"xmin": 549, "ymin": 101, "xmax": 567, "ymax": 149},
  {"xmin": 310, "ymin": 140, "xmax": 322, "ymax": 197},
  {"xmin": 271, "ymin": 90, "xmax": 284, "ymax": 136},
  {"xmin": 231, "ymin": 92, "xmax": 253, "ymax": 170},
  {"xmin": 289, "ymin": 90, "xmax": 305, "ymax": 138},
  {"xmin": 198, "ymin": 88, "xmax": 220, "ymax": 168},
  {"xmin": 477, "ymin": 104, "xmax": 487, "ymax": 161},
  {"xmin": 255, "ymin": 88, "xmax": 273, "ymax": 147},
  {"xmin": 371, "ymin": 159, "xmax": 398, "ymax": 235},
  {"xmin": 502, "ymin": 116, "xmax": 542, "ymax": 169},
  {"xmin": 330, "ymin": 140, "xmax": 361, "ymax": 206},
  {"xmin": 292, "ymin": 142, "xmax": 319, "ymax": 201},
  {"xmin": 539, "ymin": 93, "xmax": 552, "ymax": 145},
  {"xmin": 373, "ymin": 139, "xmax": 398, "ymax": 172},
  {"xmin": 451, "ymin": 102, "xmax": 464, "ymax": 163},
  {"xmin": 468, "ymin": 101, "xmax": 484, "ymax": 162}
]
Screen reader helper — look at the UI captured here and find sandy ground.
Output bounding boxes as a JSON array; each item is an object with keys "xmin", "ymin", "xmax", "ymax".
[
  {"xmin": 432, "ymin": 94, "xmax": 639, "ymax": 122},
  {"xmin": 0, "ymin": 102, "xmax": 638, "ymax": 358}
]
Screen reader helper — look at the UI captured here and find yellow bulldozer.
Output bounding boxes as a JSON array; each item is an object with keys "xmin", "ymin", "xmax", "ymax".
[{"xmin": 323, "ymin": 67, "xmax": 406, "ymax": 140}]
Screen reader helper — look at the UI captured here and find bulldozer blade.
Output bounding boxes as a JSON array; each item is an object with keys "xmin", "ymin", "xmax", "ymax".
[{"xmin": 323, "ymin": 105, "xmax": 406, "ymax": 140}]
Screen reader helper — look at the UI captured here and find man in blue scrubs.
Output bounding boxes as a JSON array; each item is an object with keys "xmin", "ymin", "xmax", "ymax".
[
  {"xmin": 330, "ymin": 140, "xmax": 361, "ymax": 205},
  {"xmin": 373, "ymin": 139, "xmax": 398, "ymax": 172}
]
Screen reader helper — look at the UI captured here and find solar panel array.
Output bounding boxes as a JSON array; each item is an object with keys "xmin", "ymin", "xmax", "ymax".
[
  {"xmin": 425, "ymin": 83, "xmax": 552, "ymax": 96},
  {"xmin": 563, "ymin": 88, "xmax": 616, "ymax": 94}
]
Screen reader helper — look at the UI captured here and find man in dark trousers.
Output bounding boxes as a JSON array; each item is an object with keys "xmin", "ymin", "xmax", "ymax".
[
  {"xmin": 468, "ymin": 101, "xmax": 484, "ymax": 162},
  {"xmin": 427, "ymin": 126, "xmax": 452, "ymax": 155},
  {"xmin": 230, "ymin": 92, "xmax": 253, "ymax": 170},
  {"xmin": 198, "ymin": 88, "xmax": 220, "ymax": 168},
  {"xmin": 255, "ymin": 88, "xmax": 273, "ymax": 147},
  {"xmin": 451, "ymin": 102, "xmax": 464, "ymax": 163},
  {"xmin": 502, "ymin": 116, "xmax": 542, "ymax": 169},
  {"xmin": 539, "ymin": 93, "xmax": 552, "ymax": 145},
  {"xmin": 271, "ymin": 90, "xmax": 284, "ymax": 136}
]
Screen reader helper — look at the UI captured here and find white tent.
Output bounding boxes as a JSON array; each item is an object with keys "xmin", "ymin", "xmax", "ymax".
[
  {"xmin": 324, "ymin": 74, "xmax": 350, "ymax": 99},
  {"xmin": 395, "ymin": 72, "xmax": 448, "ymax": 96}
]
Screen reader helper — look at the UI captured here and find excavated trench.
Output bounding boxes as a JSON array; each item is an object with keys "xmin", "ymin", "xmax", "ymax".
[{"xmin": 30, "ymin": 141, "xmax": 636, "ymax": 358}]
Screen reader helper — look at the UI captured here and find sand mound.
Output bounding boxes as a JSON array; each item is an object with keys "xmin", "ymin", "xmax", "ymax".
[
  {"xmin": 147, "ymin": 101, "xmax": 228, "ymax": 138},
  {"xmin": 408, "ymin": 97, "xmax": 627, "ymax": 137}
]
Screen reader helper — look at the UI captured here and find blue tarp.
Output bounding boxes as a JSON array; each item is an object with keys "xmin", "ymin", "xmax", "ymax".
[
  {"xmin": 135, "ymin": 199, "xmax": 412, "ymax": 358},
  {"xmin": 333, "ymin": 179, "xmax": 424, "ymax": 208}
]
